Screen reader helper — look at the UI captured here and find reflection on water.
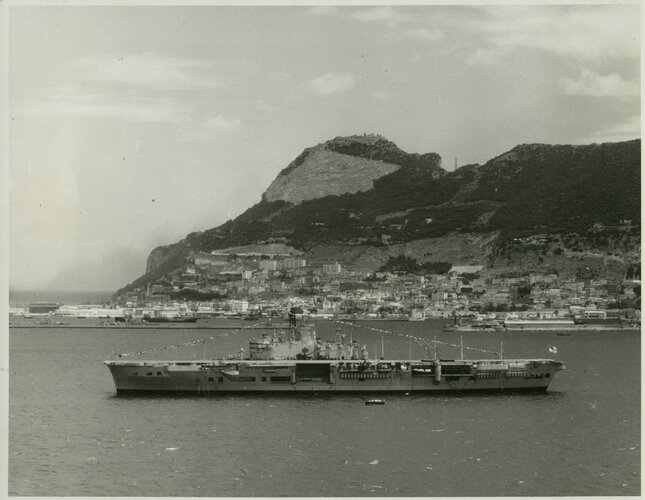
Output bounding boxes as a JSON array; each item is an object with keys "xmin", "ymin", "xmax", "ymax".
[{"xmin": 9, "ymin": 320, "xmax": 641, "ymax": 496}]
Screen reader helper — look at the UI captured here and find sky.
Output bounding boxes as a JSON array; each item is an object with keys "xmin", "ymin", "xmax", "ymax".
[{"xmin": 7, "ymin": 3, "xmax": 641, "ymax": 291}]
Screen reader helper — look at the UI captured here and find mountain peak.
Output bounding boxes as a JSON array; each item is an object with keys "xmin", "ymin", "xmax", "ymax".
[
  {"xmin": 325, "ymin": 133, "xmax": 397, "ymax": 150},
  {"xmin": 263, "ymin": 134, "xmax": 443, "ymax": 205}
]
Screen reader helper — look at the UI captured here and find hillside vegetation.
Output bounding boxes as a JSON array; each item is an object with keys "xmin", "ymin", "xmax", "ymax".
[{"xmin": 116, "ymin": 136, "xmax": 640, "ymax": 294}]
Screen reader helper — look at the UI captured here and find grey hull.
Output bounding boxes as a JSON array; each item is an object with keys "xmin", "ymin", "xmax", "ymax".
[{"xmin": 105, "ymin": 358, "xmax": 563, "ymax": 395}]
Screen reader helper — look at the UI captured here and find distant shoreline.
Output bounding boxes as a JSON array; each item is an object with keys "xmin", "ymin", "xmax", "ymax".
[
  {"xmin": 8, "ymin": 325, "xmax": 285, "ymax": 330},
  {"xmin": 8, "ymin": 289, "xmax": 114, "ymax": 306}
]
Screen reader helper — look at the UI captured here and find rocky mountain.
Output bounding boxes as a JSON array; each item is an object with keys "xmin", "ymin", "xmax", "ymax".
[
  {"xmin": 263, "ymin": 135, "xmax": 409, "ymax": 204},
  {"xmin": 116, "ymin": 135, "xmax": 640, "ymax": 295}
]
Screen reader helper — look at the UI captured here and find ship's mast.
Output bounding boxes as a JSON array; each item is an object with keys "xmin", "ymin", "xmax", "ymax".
[{"xmin": 289, "ymin": 307, "xmax": 300, "ymax": 341}]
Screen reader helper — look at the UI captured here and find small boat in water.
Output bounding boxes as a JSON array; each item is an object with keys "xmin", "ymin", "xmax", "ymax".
[{"xmin": 365, "ymin": 399, "xmax": 385, "ymax": 405}]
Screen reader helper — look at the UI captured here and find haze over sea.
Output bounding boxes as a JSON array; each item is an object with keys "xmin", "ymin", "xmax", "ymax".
[
  {"xmin": 9, "ymin": 289, "xmax": 113, "ymax": 306},
  {"xmin": 8, "ymin": 317, "xmax": 640, "ymax": 497}
]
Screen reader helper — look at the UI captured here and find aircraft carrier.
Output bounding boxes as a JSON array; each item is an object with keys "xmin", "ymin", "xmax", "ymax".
[{"xmin": 105, "ymin": 318, "xmax": 564, "ymax": 394}]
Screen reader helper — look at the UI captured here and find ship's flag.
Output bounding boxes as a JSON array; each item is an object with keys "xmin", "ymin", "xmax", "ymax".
[{"xmin": 548, "ymin": 345, "xmax": 558, "ymax": 354}]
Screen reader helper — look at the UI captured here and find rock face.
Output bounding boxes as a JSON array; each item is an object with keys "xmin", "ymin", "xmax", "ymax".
[
  {"xmin": 262, "ymin": 134, "xmax": 447, "ymax": 205},
  {"xmin": 263, "ymin": 134, "xmax": 444, "ymax": 205},
  {"xmin": 264, "ymin": 147, "xmax": 401, "ymax": 204},
  {"xmin": 146, "ymin": 247, "xmax": 170, "ymax": 274},
  {"xmin": 302, "ymin": 232, "xmax": 502, "ymax": 272}
]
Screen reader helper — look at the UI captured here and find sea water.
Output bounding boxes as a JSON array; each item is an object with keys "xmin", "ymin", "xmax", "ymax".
[{"xmin": 8, "ymin": 319, "xmax": 640, "ymax": 496}]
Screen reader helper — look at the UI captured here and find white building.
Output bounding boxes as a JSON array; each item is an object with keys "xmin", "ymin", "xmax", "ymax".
[
  {"xmin": 229, "ymin": 299, "xmax": 249, "ymax": 314},
  {"xmin": 322, "ymin": 263, "xmax": 342, "ymax": 274}
]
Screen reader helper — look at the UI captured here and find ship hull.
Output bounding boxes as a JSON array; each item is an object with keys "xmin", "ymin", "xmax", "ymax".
[
  {"xmin": 502, "ymin": 320, "xmax": 575, "ymax": 330},
  {"xmin": 105, "ymin": 358, "xmax": 563, "ymax": 395},
  {"xmin": 113, "ymin": 386, "xmax": 551, "ymax": 395},
  {"xmin": 446, "ymin": 321, "xmax": 639, "ymax": 332},
  {"xmin": 142, "ymin": 317, "xmax": 198, "ymax": 323},
  {"xmin": 573, "ymin": 318, "xmax": 623, "ymax": 326}
]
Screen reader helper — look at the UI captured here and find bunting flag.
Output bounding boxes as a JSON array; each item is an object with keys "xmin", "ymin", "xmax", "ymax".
[
  {"xmin": 329, "ymin": 318, "xmax": 501, "ymax": 357},
  {"xmin": 115, "ymin": 320, "xmax": 271, "ymax": 358},
  {"xmin": 115, "ymin": 317, "xmax": 502, "ymax": 359}
]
